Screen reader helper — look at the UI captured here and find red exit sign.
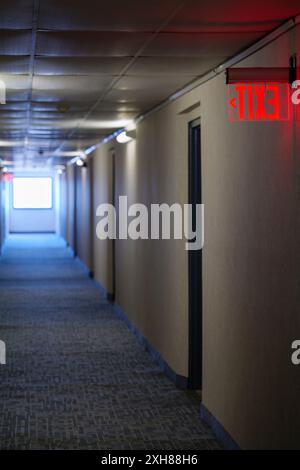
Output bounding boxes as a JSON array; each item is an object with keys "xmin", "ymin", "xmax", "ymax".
[
  {"xmin": 2, "ymin": 173, "xmax": 13, "ymax": 182},
  {"xmin": 228, "ymin": 83, "xmax": 290, "ymax": 121}
]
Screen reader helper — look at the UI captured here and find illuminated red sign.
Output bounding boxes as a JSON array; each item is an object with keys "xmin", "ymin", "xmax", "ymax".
[
  {"xmin": 2, "ymin": 173, "xmax": 13, "ymax": 182},
  {"xmin": 228, "ymin": 83, "xmax": 290, "ymax": 122}
]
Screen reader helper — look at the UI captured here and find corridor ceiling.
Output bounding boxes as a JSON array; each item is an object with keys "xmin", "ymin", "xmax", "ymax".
[{"xmin": 0, "ymin": 0, "xmax": 300, "ymax": 166}]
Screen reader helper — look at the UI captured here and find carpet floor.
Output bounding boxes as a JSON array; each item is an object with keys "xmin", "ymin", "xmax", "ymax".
[{"xmin": 0, "ymin": 234, "xmax": 220, "ymax": 450}]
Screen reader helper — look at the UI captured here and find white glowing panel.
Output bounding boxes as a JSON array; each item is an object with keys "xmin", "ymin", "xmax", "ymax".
[{"xmin": 13, "ymin": 177, "xmax": 53, "ymax": 209}]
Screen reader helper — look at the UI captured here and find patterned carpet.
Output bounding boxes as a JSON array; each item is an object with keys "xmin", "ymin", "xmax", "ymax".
[{"xmin": 0, "ymin": 234, "xmax": 220, "ymax": 450}]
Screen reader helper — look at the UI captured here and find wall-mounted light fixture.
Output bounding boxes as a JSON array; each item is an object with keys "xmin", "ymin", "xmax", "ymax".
[
  {"xmin": 116, "ymin": 129, "xmax": 136, "ymax": 144},
  {"xmin": 55, "ymin": 165, "xmax": 66, "ymax": 175},
  {"xmin": 76, "ymin": 158, "xmax": 86, "ymax": 167},
  {"xmin": 116, "ymin": 131, "xmax": 132, "ymax": 144}
]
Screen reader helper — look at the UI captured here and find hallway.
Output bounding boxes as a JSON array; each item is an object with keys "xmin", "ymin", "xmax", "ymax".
[{"xmin": 0, "ymin": 235, "xmax": 219, "ymax": 450}]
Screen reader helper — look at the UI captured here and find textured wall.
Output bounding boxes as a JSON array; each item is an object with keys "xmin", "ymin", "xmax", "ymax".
[
  {"xmin": 92, "ymin": 147, "xmax": 114, "ymax": 294},
  {"xmin": 74, "ymin": 163, "xmax": 93, "ymax": 271},
  {"xmin": 89, "ymin": 25, "xmax": 300, "ymax": 448},
  {"xmin": 58, "ymin": 172, "xmax": 67, "ymax": 240}
]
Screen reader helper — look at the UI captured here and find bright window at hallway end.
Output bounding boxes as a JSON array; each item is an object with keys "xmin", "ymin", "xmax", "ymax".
[{"xmin": 13, "ymin": 177, "xmax": 53, "ymax": 209}]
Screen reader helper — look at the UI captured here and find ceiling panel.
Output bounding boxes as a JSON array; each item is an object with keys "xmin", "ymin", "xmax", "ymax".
[
  {"xmin": 36, "ymin": 31, "xmax": 151, "ymax": 57},
  {"xmin": 127, "ymin": 56, "xmax": 228, "ymax": 75},
  {"xmin": 29, "ymin": 119, "xmax": 81, "ymax": 129},
  {"xmin": 34, "ymin": 57, "xmax": 129, "ymax": 75},
  {"xmin": 164, "ymin": 0, "xmax": 300, "ymax": 32},
  {"xmin": 104, "ymin": 88, "xmax": 166, "ymax": 107},
  {"xmin": 30, "ymin": 111, "xmax": 84, "ymax": 119},
  {"xmin": 143, "ymin": 32, "xmax": 265, "ymax": 57},
  {"xmin": 94, "ymin": 101, "xmax": 147, "ymax": 113},
  {"xmin": 114, "ymin": 75, "xmax": 198, "ymax": 97},
  {"xmin": 56, "ymin": 138, "xmax": 99, "ymax": 148},
  {"xmin": 28, "ymin": 129, "xmax": 70, "ymax": 136},
  {"xmin": 30, "ymin": 101, "xmax": 93, "ymax": 112},
  {"xmin": 0, "ymin": 0, "xmax": 298, "ymax": 165},
  {"xmin": 33, "ymin": 75, "xmax": 113, "ymax": 91},
  {"xmin": 0, "ymin": 102, "xmax": 29, "ymax": 110},
  {"xmin": 86, "ymin": 110, "xmax": 137, "ymax": 121},
  {"xmin": 31, "ymin": 75, "xmax": 115, "ymax": 101},
  {"xmin": 31, "ymin": 89, "xmax": 107, "ymax": 102},
  {"xmin": 0, "ymin": 0, "xmax": 34, "ymax": 29},
  {"xmin": 70, "ymin": 131, "xmax": 109, "ymax": 141},
  {"xmin": 38, "ymin": 0, "xmax": 177, "ymax": 31},
  {"xmin": 0, "ymin": 111, "xmax": 28, "ymax": 118},
  {"xmin": 5, "ymin": 91, "xmax": 29, "ymax": 101},
  {"xmin": 0, "ymin": 117, "xmax": 25, "ymax": 124},
  {"xmin": 0, "ymin": 56, "xmax": 30, "ymax": 74},
  {"xmin": 0, "ymin": 74, "xmax": 31, "ymax": 89},
  {"xmin": 0, "ymin": 31, "xmax": 32, "ymax": 55}
]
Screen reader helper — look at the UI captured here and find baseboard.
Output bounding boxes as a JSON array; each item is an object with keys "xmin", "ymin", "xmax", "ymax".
[{"xmin": 200, "ymin": 404, "xmax": 240, "ymax": 450}]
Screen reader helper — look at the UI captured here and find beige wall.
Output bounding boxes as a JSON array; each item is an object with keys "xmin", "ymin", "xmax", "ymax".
[
  {"xmin": 74, "ymin": 163, "xmax": 93, "ymax": 271},
  {"xmin": 66, "ymin": 162, "xmax": 94, "ymax": 270},
  {"xmin": 58, "ymin": 172, "xmax": 67, "ymax": 240},
  {"xmin": 93, "ymin": 147, "xmax": 114, "ymax": 294},
  {"xmin": 86, "ymin": 25, "xmax": 300, "ymax": 449}
]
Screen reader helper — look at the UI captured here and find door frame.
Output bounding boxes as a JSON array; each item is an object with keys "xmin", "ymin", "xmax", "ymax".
[
  {"xmin": 188, "ymin": 118, "xmax": 202, "ymax": 389},
  {"xmin": 108, "ymin": 149, "xmax": 116, "ymax": 302}
]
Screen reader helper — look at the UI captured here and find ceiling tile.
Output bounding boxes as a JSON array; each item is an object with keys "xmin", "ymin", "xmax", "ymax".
[
  {"xmin": 0, "ymin": 1, "xmax": 34, "ymax": 29},
  {"xmin": 36, "ymin": 31, "xmax": 151, "ymax": 57},
  {"xmin": 0, "ymin": 31, "xmax": 32, "ymax": 55},
  {"xmin": 104, "ymin": 89, "xmax": 164, "ymax": 107},
  {"xmin": 33, "ymin": 75, "xmax": 113, "ymax": 91},
  {"xmin": 31, "ymin": 90, "xmax": 102, "ymax": 102},
  {"xmin": 164, "ymin": 0, "xmax": 300, "ymax": 32},
  {"xmin": 1, "ymin": 0, "xmax": 299, "ymax": 162},
  {"xmin": 0, "ymin": 56, "xmax": 30, "ymax": 74},
  {"xmin": 34, "ymin": 57, "xmax": 129, "ymax": 75},
  {"xmin": 0, "ymin": 102, "xmax": 29, "ymax": 110},
  {"xmin": 114, "ymin": 74, "xmax": 197, "ymax": 97},
  {"xmin": 30, "ymin": 101, "xmax": 93, "ymax": 112},
  {"xmin": 127, "ymin": 56, "xmax": 228, "ymax": 75},
  {"xmin": 143, "ymin": 32, "xmax": 265, "ymax": 57},
  {"xmin": 38, "ymin": 0, "xmax": 177, "ymax": 31},
  {"xmin": 31, "ymin": 74, "xmax": 114, "ymax": 104},
  {"xmin": 95, "ymin": 101, "xmax": 146, "ymax": 113},
  {"xmin": 0, "ymin": 111, "xmax": 28, "ymax": 118},
  {"xmin": 5, "ymin": 90, "xmax": 29, "ymax": 101},
  {"xmin": 0, "ymin": 74, "xmax": 31, "ymax": 89}
]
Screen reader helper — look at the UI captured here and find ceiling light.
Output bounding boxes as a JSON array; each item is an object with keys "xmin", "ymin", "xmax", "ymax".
[{"xmin": 0, "ymin": 140, "xmax": 22, "ymax": 147}]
